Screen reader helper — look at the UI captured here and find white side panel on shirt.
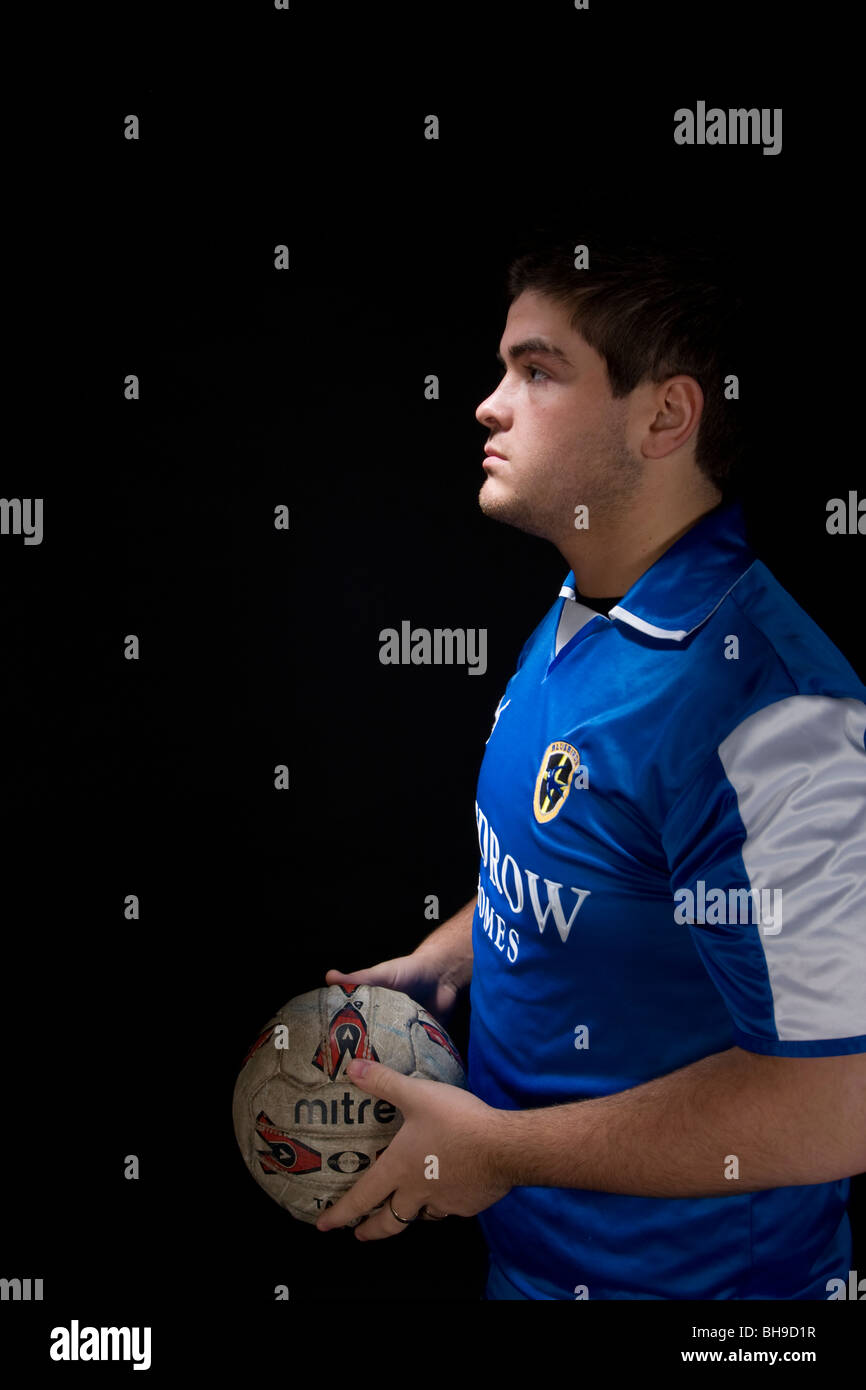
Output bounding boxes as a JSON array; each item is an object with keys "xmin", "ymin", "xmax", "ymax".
[{"xmin": 718, "ymin": 694, "xmax": 866, "ymax": 1042}]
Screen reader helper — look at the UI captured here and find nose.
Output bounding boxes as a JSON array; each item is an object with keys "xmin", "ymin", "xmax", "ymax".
[{"xmin": 475, "ymin": 383, "xmax": 507, "ymax": 429}]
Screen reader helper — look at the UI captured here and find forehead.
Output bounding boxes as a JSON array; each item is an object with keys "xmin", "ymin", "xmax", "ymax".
[
  {"xmin": 504, "ymin": 290, "xmax": 572, "ymax": 334},
  {"xmin": 498, "ymin": 290, "xmax": 591, "ymax": 364}
]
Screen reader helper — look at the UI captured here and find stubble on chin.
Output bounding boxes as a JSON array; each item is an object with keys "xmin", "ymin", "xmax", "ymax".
[
  {"xmin": 477, "ymin": 475, "xmax": 553, "ymax": 540},
  {"xmin": 478, "ymin": 429, "xmax": 641, "ymax": 544}
]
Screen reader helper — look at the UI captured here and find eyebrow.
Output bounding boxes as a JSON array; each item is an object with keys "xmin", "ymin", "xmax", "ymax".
[{"xmin": 495, "ymin": 337, "xmax": 573, "ymax": 367}]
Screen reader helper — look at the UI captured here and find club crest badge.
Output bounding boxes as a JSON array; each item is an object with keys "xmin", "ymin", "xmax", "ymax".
[{"xmin": 534, "ymin": 740, "xmax": 582, "ymax": 823}]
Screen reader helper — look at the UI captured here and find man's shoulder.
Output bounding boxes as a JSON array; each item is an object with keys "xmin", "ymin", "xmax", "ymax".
[
  {"xmin": 723, "ymin": 557, "xmax": 865, "ymax": 703},
  {"xmin": 655, "ymin": 557, "xmax": 865, "ymax": 813}
]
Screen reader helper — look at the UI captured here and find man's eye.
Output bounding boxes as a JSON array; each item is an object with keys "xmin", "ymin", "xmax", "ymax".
[{"xmin": 526, "ymin": 364, "xmax": 549, "ymax": 382}]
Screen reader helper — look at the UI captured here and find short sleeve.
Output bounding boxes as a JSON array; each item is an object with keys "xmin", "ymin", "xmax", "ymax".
[{"xmin": 662, "ymin": 694, "xmax": 866, "ymax": 1057}]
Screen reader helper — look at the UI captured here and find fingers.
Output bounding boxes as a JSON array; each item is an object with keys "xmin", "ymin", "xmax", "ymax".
[
  {"xmin": 356, "ymin": 1197, "xmax": 449, "ymax": 1239},
  {"xmin": 355, "ymin": 1191, "xmax": 422, "ymax": 1241},
  {"xmin": 325, "ymin": 968, "xmax": 376, "ymax": 986},
  {"xmin": 317, "ymin": 1145, "xmax": 403, "ymax": 1231},
  {"xmin": 418, "ymin": 1206, "xmax": 448, "ymax": 1221},
  {"xmin": 324, "ymin": 965, "xmax": 409, "ymax": 996}
]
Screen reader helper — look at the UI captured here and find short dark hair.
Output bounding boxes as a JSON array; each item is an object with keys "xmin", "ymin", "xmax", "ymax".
[{"xmin": 505, "ymin": 231, "xmax": 746, "ymax": 499}]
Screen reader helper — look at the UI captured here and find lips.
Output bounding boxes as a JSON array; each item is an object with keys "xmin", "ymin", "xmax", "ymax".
[{"xmin": 484, "ymin": 448, "xmax": 507, "ymax": 459}]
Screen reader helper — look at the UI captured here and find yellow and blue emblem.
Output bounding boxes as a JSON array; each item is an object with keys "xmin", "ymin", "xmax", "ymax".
[{"xmin": 533, "ymin": 740, "xmax": 582, "ymax": 823}]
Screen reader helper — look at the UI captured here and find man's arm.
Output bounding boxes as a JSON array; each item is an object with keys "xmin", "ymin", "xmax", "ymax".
[
  {"xmin": 493, "ymin": 1045, "xmax": 866, "ymax": 1196},
  {"xmin": 412, "ymin": 892, "xmax": 475, "ymax": 991},
  {"xmin": 316, "ymin": 1042, "xmax": 866, "ymax": 1234}
]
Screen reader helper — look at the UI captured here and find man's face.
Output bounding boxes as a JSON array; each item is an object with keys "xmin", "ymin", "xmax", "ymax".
[{"xmin": 476, "ymin": 290, "xmax": 641, "ymax": 543}]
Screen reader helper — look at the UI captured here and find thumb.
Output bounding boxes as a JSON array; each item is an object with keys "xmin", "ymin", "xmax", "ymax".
[{"xmin": 346, "ymin": 1057, "xmax": 418, "ymax": 1109}]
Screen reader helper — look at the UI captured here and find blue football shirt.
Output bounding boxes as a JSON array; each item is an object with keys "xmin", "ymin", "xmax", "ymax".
[{"xmin": 468, "ymin": 499, "xmax": 866, "ymax": 1300}]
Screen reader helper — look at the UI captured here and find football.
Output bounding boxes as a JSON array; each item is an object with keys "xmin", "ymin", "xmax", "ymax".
[{"xmin": 232, "ymin": 984, "xmax": 467, "ymax": 1225}]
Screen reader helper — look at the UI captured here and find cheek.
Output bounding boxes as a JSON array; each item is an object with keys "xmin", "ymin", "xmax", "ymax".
[
  {"xmin": 551, "ymin": 398, "xmax": 613, "ymax": 448},
  {"xmin": 525, "ymin": 396, "xmax": 571, "ymax": 436},
  {"xmin": 534, "ymin": 388, "xmax": 591, "ymax": 427},
  {"xmin": 533, "ymin": 402, "xmax": 591, "ymax": 454}
]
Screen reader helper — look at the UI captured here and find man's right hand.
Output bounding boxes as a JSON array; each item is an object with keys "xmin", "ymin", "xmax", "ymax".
[{"xmin": 324, "ymin": 956, "xmax": 460, "ymax": 1027}]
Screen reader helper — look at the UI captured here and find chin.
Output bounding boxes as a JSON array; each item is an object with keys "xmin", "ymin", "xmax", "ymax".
[
  {"xmin": 478, "ymin": 481, "xmax": 512, "ymax": 519},
  {"xmin": 478, "ymin": 485, "xmax": 545, "ymax": 538}
]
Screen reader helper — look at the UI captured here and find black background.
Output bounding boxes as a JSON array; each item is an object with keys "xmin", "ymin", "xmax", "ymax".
[{"xmin": 2, "ymin": 1, "xmax": 862, "ymax": 1368}]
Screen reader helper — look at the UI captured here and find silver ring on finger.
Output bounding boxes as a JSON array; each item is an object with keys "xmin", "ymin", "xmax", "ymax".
[{"xmin": 388, "ymin": 1194, "xmax": 420, "ymax": 1224}]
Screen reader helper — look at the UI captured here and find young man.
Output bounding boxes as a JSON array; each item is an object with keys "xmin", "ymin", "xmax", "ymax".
[{"xmin": 318, "ymin": 238, "xmax": 866, "ymax": 1300}]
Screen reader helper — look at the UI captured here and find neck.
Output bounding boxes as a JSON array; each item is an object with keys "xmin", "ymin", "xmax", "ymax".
[{"xmin": 559, "ymin": 484, "xmax": 724, "ymax": 597}]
